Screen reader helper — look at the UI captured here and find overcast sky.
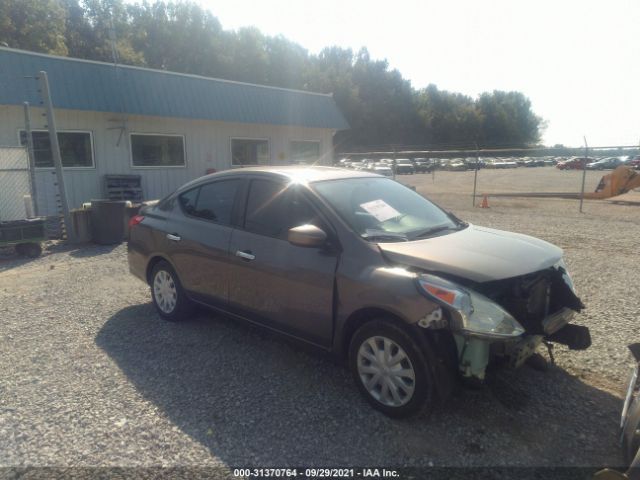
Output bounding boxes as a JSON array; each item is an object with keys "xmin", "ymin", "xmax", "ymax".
[{"xmin": 196, "ymin": 0, "xmax": 639, "ymax": 147}]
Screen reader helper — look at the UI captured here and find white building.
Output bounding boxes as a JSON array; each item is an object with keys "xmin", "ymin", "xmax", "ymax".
[{"xmin": 0, "ymin": 47, "xmax": 348, "ymax": 216}]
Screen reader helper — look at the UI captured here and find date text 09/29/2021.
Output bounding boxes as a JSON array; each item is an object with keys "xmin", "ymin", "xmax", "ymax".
[{"xmin": 233, "ymin": 468, "xmax": 399, "ymax": 478}]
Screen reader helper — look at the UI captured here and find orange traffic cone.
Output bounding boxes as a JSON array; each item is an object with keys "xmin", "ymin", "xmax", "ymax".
[{"xmin": 479, "ymin": 194, "xmax": 490, "ymax": 208}]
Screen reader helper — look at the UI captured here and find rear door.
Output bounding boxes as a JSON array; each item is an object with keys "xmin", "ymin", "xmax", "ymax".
[
  {"xmin": 165, "ymin": 178, "xmax": 244, "ymax": 306},
  {"xmin": 228, "ymin": 178, "xmax": 339, "ymax": 347}
]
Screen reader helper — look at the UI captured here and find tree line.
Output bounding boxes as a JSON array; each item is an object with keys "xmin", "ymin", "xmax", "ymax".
[{"xmin": 0, "ymin": 0, "xmax": 545, "ymax": 151}]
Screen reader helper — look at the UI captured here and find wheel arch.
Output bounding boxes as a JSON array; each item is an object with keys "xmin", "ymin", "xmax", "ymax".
[
  {"xmin": 339, "ymin": 306, "xmax": 459, "ymax": 402},
  {"xmin": 145, "ymin": 254, "xmax": 176, "ymax": 285},
  {"xmin": 339, "ymin": 307, "xmax": 412, "ymax": 360}
]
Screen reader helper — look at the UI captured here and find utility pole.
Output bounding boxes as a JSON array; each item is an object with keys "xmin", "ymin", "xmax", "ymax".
[
  {"xmin": 579, "ymin": 136, "xmax": 588, "ymax": 213},
  {"xmin": 22, "ymin": 102, "xmax": 38, "ymax": 216},
  {"xmin": 38, "ymin": 71, "xmax": 75, "ymax": 241}
]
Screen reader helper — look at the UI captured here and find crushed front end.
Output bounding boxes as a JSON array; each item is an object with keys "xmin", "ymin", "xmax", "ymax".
[{"xmin": 417, "ymin": 260, "xmax": 590, "ymax": 382}]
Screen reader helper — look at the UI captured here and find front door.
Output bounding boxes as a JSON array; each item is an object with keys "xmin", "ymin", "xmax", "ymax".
[{"xmin": 228, "ymin": 178, "xmax": 339, "ymax": 347}]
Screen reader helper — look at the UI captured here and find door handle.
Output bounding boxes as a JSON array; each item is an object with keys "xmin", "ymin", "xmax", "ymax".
[
  {"xmin": 235, "ymin": 250, "xmax": 255, "ymax": 261},
  {"xmin": 166, "ymin": 233, "xmax": 181, "ymax": 242}
]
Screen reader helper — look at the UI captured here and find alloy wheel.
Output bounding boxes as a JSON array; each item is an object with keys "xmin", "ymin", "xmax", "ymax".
[
  {"xmin": 153, "ymin": 270, "xmax": 177, "ymax": 314},
  {"xmin": 357, "ymin": 336, "xmax": 416, "ymax": 407}
]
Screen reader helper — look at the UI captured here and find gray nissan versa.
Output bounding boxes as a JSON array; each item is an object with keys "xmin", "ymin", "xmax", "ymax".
[{"xmin": 128, "ymin": 166, "xmax": 591, "ymax": 417}]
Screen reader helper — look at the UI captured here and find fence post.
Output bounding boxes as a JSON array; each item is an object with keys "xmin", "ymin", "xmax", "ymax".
[
  {"xmin": 392, "ymin": 147, "xmax": 397, "ymax": 181},
  {"xmin": 39, "ymin": 71, "xmax": 75, "ymax": 242},
  {"xmin": 579, "ymin": 137, "xmax": 588, "ymax": 213},
  {"xmin": 22, "ymin": 102, "xmax": 38, "ymax": 217},
  {"xmin": 472, "ymin": 142, "xmax": 480, "ymax": 207}
]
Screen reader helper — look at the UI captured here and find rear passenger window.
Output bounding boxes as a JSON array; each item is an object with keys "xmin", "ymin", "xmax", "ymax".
[
  {"xmin": 244, "ymin": 179, "xmax": 321, "ymax": 239},
  {"xmin": 178, "ymin": 188, "xmax": 199, "ymax": 216},
  {"xmin": 179, "ymin": 180, "xmax": 241, "ymax": 225},
  {"xmin": 157, "ymin": 195, "xmax": 176, "ymax": 212}
]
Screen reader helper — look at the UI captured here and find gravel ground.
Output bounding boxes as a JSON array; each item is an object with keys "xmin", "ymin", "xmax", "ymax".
[{"xmin": 0, "ymin": 167, "xmax": 638, "ymax": 473}]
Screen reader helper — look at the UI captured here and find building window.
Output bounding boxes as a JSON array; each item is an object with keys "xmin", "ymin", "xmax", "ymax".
[
  {"xmin": 290, "ymin": 141, "xmax": 320, "ymax": 164},
  {"xmin": 131, "ymin": 134, "xmax": 185, "ymax": 167},
  {"xmin": 19, "ymin": 130, "xmax": 94, "ymax": 168},
  {"xmin": 231, "ymin": 138, "xmax": 270, "ymax": 166}
]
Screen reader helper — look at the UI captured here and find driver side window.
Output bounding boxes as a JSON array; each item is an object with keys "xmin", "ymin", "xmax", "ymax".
[{"xmin": 244, "ymin": 179, "xmax": 322, "ymax": 239}]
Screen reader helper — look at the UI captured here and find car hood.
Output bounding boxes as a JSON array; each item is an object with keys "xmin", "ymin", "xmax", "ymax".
[{"xmin": 378, "ymin": 224, "xmax": 563, "ymax": 282}]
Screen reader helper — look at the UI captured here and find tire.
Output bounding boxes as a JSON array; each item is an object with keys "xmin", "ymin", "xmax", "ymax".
[
  {"xmin": 150, "ymin": 260, "xmax": 194, "ymax": 322},
  {"xmin": 348, "ymin": 319, "xmax": 434, "ymax": 418}
]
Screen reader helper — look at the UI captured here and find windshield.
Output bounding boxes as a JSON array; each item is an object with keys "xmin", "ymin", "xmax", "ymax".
[{"xmin": 312, "ymin": 177, "xmax": 463, "ymax": 242}]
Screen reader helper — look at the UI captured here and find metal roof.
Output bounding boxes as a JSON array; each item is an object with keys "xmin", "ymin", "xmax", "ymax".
[{"xmin": 0, "ymin": 47, "xmax": 349, "ymax": 130}]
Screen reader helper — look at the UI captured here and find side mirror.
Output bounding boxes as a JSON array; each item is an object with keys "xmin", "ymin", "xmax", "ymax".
[{"xmin": 288, "ymin": 224, "xmax": 327, "ymax": 248}]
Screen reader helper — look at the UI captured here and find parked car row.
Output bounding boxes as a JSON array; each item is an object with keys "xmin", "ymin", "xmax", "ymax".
[
  {"xmin": 336, "ymin": 154, "xmax": 640, "ymax": 174},
  {"xmin": 556, "ymin": 157, "xmax": 593, "ymax": 170},
  {"xmin": 557, "ymin": 156, "xmax": 639, "ymax": 171},
  {"xmin": 337, "ymin": 158, "xmax": 435, "ymax": 175}
]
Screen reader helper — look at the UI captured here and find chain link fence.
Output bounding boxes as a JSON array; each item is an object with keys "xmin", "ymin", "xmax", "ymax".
[
  {"xmin": 0, "ymin": 146, "xmax": 32, "ymax": 222},
  {"xmin": 0, "ymin": 145, "xmax": 63, "ymax": 238}
]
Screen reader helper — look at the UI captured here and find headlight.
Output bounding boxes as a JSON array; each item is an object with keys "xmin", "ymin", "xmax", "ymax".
[
  {"xmin": 417, "ymin": 274, "xmax": 525, "ymax": 339},
  {"xmin": 555, "ymin": 258, "xmax": 575, "ymax": 292}
]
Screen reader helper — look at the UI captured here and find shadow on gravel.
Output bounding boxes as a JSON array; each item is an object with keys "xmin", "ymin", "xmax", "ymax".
[
  {"xmin": 0, "ymin": 250, "xmax": 39, "ymax": 270},
  {"xmin": 67, "ymin": 243, "xmax": 120, "ymax": 258},
  {"xmin": 0, "ymin": 242, "xmax": 120, "ymax": 270},
  {"xmin": 96, "ymin": 304, "xmax": 624, "ymax": 468}
]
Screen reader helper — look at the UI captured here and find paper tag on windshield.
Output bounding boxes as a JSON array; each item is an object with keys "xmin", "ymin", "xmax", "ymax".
[{"xmin": 359, "ymin": 199, "xmax": 400, "ymax": 222}]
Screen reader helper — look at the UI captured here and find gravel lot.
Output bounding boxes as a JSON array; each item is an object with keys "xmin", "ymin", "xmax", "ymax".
[{"xmin": 0, "ymin": 167, "xmax": 638, "ymax": 473}]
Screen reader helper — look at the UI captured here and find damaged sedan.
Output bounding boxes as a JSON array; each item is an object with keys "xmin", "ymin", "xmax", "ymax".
[{"xmin": 128, "ymin": 167, "xmax": 591, "ymax": 417}]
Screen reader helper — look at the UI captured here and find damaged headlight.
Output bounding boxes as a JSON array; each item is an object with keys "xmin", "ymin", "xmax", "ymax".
[
  {"xmin": 555, "ymin": 258, "xmax": 576, "ymax": 292},
  {"xmin": 417, "ymin": 274, "xmax": 525, "ymax": 339}
]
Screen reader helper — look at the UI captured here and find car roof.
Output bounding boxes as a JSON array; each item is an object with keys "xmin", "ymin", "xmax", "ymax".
[{"xmin": 180, "ymin": 166, "xmax": 380, "ymax": 191}]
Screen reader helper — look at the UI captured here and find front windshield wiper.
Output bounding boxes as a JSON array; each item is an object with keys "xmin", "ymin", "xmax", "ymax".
[
  {"xmin": 446, "ymin": 210, "xmax": 468, "ymax": 227},
  {"xmin": 361, "ymin": 230, "xmax": 409, "ymax": 242},
  {"xmin": 411, "ymin": 224, "xmax": 460, "ymax": 239}
]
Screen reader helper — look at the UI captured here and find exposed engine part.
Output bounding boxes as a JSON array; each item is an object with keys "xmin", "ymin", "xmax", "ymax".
[
  {"xmin": 509, "ymin": 335, "xmax": 543, "ymax": 369},
  {"xmin": 473, "ymin": 266, "xmax": 584, "ymax": 335},
  {"xmin": 454, "ymin": 334, "xmax": 490, "ymax": 381},
  {"xmin": 544, "ymin": 340, "xmax": 556, "ymax": 365},
  {"xmin": 546, "ymin": 324, "xmax": 592, "ymax": 350},
  {"xmin": 543, "ymin": 308, "xmax": 575, "ymax": 335},
  {"xmin": 526, "ymin": 353, "xmax": 551, "ymax": 372},
  {"xmin": 418, "ymin": 307, "xmax": 447, "ymax": 329}
]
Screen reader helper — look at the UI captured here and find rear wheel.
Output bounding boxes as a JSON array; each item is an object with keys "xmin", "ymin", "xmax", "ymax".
[
  {"xmin": 349, "ymin": 319, "xmax": 433, "ymax": 417},
  {"xmin": 150, "ymin": 261, "xmax": 193, "ymax": 321}
]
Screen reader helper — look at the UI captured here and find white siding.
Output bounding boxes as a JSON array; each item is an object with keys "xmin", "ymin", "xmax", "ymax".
[{"xmin": 0, "ymin": 105, "xmax": 335, "ymax": 210}]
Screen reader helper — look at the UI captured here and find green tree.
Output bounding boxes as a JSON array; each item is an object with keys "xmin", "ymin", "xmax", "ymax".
[
  {"xmin": 128, "ymin": 1, "xmax": 226, "ymax": 75},
  {"xmin": 73, "ymin": 0, "xmax": 143, "ymax": 65},
  {"xmin": 414, "ymin": 84, "xmax": 482, "ymax": 146},
  {"xmin": 0, "ymin": 0, "xmax": 68, "ymax": 55},
  {"xmin": 476, "ymin": 91, "xmax": 543, "ymax": 147},
  {"xmin": 265, "ymin": 35, "xmax": 309, "ymax": 89}
]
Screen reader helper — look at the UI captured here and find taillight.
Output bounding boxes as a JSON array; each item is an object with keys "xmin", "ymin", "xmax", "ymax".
[{"xmin": 128, "ymin": 215, "xmax": 145, "ymax": 228}]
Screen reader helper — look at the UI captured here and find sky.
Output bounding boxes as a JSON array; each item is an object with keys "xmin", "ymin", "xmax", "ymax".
[{"xmin": 194, "ymin": 0, "xmax": 639, "ymax": 147}]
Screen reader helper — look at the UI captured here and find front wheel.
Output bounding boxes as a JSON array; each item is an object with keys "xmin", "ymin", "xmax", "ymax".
[
  {"xmin": 349, "ymin": 320, "xmax": 434, "ymax": 418},
  {"xmin": 150, "ymin": 261, "xmax": 194, "ymax": 321}
]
